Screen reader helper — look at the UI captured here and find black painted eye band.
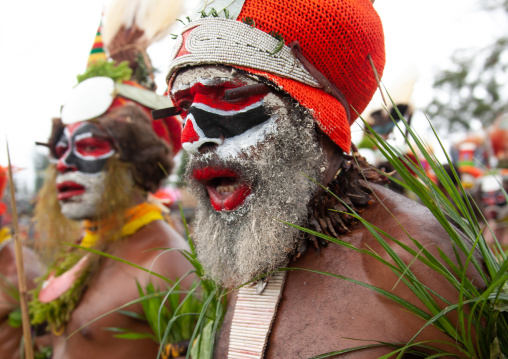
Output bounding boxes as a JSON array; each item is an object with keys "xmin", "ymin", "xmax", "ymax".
[
  {"xmin": 188, "ymin": 102, "xmax": 270, "ymax": 140},
  {"xmin": 155, "ymin": 83, "xmax": 272, "ymax": 121}
]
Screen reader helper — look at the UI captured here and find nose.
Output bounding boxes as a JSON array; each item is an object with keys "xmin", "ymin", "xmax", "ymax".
[
  {"xmin": 181, "ymin": 116, "xmax": 223, "ymax": 155},
  {"xmin": 56, "ymin": 158, "xmax": 77, "ymax": 173},
  {"xmin": 198, "ymin": 142, "xmax": 219, "ymax": 154}
]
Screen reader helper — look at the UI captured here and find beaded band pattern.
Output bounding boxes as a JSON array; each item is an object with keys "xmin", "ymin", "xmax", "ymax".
[{"xmin": 166, "ymin": 18, "xmax": 320, "ymax": 89}]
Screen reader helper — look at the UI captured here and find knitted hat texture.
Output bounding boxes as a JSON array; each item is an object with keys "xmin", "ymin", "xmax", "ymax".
[{"xmin": 167, "ymin": 0, "xmax": 385, "ymax": 152}]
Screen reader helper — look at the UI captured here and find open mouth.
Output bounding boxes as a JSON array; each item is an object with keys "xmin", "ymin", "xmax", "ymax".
[
  {"xmin": 193, "ymin": 167, "xmax": 251, "ymax": 211},
  {"xmin": 56, "ymin": 181, "xmax": 86, "ymax": 201}
]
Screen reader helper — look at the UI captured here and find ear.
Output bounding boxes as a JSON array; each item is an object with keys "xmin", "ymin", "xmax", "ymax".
[
  {"xmin": 48, "ymin": 118, "xmax": 65, "ymax": 158},
  {"xmin": 317, "ymin": 130, "xmax": 345, "ymax": 185}
]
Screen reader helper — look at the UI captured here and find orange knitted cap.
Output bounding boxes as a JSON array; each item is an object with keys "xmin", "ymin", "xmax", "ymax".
[{"xmin": 167, "ymin": 0, "xmax": 385, "ymax": 152}]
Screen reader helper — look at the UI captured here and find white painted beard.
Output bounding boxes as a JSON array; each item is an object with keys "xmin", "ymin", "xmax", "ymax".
[
  {"xmin": 187, "ymin": 106, "xmax": 327, "ymax": 288},
  {"xmin": 56, "ymin": 171, "xmax": 106, "ymax": 221}
]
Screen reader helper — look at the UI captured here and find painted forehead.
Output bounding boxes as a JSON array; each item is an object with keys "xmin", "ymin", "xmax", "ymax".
[
  {"xmin": 171, "ymin": 66, "xmax": 258, "ymax": 95},
  {"xmin": 59, "ymin": 121, "xmax": 110, "ymax": 143}
]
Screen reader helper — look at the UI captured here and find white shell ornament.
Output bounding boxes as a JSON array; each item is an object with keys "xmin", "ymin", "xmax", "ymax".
[{"xmin": 61, "ymin": 77, "xmax": 115, "ymax": 124}]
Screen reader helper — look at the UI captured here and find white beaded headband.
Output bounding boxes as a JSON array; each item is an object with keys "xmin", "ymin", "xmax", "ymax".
[{"xmin": 165, "ymin": 18, "xmax": 320, "ymax": 89}]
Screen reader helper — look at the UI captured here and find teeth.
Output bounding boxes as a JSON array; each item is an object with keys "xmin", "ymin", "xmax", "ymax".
[{"xmin": 217, "ymin": 184, "xmax": 240, "ymax": 194}]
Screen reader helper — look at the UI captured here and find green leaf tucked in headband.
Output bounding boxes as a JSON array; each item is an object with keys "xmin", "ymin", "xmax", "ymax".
[{"xmin": 77, "ymin": 60, "xmax": 132, "ymax": 84}]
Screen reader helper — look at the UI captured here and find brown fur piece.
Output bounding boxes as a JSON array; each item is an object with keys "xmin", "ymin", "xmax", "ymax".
[
  {"xmin": 99, "ymin": 104, "xmax": 173, "ymax": 192},
  {"xmin": 107, "ymin": 25, "xmax": 154, "ymax": 89}
]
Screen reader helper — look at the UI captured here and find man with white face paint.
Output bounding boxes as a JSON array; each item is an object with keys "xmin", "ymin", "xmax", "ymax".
[
  {"xmin": 54, "ymin": 121, "xmax": 116, "ymax": 220},
  {"xmin": 164, "ymin": 0, "xmax": 486, "ymax": 357},
  {"xmin": 29, "ymin": 26, "xmax": 194, "ymax": 359},
  {"xmin": 29, "ymin": 76, "xmax": 195, "ymax": 358}
]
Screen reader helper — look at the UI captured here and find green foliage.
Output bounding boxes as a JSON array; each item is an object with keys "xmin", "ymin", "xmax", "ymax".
[
  {"xmin": 66, "ymin": 205, "xmax": 227, "ymax": 359},
  {"xmin": 29, "ymin": 251, "xmax": 91, "ymax": 332},
  {"xmin": 8, "ymin": 308, "xmax": 22, "ymax": 328},
  {"xmin": 34, "ymin": 346, "xmax": 52, "ymax": 359},
  {"xmin": 0, "ymin": 271, "xmax": 20, "ymax": 302},
  {"xmin": 285, "ymin": 97, "xmax": 508, "ymax": 357},
  {"xmin": 176, "ymin": 202, "xmax": 227, "ymax": 359},
  {"xmin": 174, "ymin": 150, "xmax": 190, "ymax": 188},
  {"xmin": 242, "ymin": 17, "xmax": 255, "ymax": 27},
  {"xmin": 200, "ymin": 8, "xmax": 220, "ymax": 18},
  {"xmin": 133, "ymin": 53, "xmax": 155, "ymax": 90},
  {"xmin": 268, "ymin": 31, "xmax": 285, "ymax": 55},
  {"xmin": 76, "ymin": 60, "xmax": 132, "ymax": 84},
  {"xmin": 427, "ymin": 3, "xmax": 508, "ymax": 130}
]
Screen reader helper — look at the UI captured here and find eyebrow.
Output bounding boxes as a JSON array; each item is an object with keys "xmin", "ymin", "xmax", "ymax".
[
  {"xmin": 154, "ymin": 83, "xmax": 271, "ymax": 120},
  {"xmin": 75, "ymin": 130, "xmax": 111, "ymax": 142},
  {"xmin": 170, "ymin": 77, "xmax": 234, "ymax": 96},
  {"xmin": 224, "ymin": 83, "xmax": 270, "ymax": 100}
]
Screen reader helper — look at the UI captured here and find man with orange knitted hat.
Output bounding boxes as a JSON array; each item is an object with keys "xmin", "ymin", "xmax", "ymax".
[{"xmin": 164, "ymin": 0, "xmax": 486, "ymax": 357}]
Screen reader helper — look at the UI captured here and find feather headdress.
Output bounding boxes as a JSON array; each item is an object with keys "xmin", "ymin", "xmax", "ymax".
[{"xmin": 101, "ymin": 0, "xmax": 183, "ymax": 89}]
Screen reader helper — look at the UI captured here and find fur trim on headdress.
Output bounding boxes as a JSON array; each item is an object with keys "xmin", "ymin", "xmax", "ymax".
[{"xmin": 296, "ymin": 148, "xmax": 389, "ymax": 257}]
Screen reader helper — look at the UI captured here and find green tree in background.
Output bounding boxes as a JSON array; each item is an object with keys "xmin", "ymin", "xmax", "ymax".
[{"xmin": 427, "ymin": 1, "xmax": 508, "ymax": 130}]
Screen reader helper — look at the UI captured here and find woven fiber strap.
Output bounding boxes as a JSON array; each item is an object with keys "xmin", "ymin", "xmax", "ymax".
[{"xmin": 228, "ymin": 271, "xmax": 287, "ymax": 359}]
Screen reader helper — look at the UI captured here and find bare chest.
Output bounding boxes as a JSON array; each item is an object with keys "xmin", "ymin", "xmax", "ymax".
[
  {"xmin": 216, "ymin": 263, "xmax": 414, "ymax": 359},
  {"xmin": 51, "ymin": 260, "xmax": 159, "ymax": 359}
]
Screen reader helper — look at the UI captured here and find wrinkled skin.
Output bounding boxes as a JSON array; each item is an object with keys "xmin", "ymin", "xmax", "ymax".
[
  {"xmin": 0, "ymin": 242, "xmax": 44, "ymax": 359},
  {"xmin": 171, "ymin": 65, "xmax": 486, "ymax": 358}
]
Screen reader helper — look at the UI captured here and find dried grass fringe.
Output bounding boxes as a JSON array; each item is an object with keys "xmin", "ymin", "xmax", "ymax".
[{"xmin": 296, "ymin": 147, "xmax": 389, "ymax": 258}]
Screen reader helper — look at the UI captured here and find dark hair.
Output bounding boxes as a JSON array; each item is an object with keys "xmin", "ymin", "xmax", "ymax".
[{"xmin": 49, "ymin": 103, "xmax": 173, "ymax": 193}]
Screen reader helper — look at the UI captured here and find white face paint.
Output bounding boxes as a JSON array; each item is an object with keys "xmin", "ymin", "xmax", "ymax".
[
  {"xmin": 172, "ymin": 66, "xmax": 286, "ymax": 160},
  {"xmin": 171, "ymin": 65, "xmax": 327, "ymax": 287},
  {"xmin": 214, "ymin": 114, "xmax": 279, "ymax": 160},
  {"xmin": 56, "ymin": 171, "xmax": 107, "ymax": 220}
]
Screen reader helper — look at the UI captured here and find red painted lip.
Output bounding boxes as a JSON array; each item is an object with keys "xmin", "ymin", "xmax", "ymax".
[
  {"xmin": 56, "ymin": 181, "xmax": 85, "ymax": 201},
  {"xmin": 193, "ymin": 167, "xmax": 251, "ymax": 211}
]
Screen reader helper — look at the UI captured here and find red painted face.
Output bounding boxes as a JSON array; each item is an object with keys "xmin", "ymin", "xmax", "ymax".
[
  {"xmin": 172, "ymin": 78, "xmax": 277, "ymax": 211},
  {"xmin": 54, "ymin": 122, "xmax": 115, "ymax": 174},
  {"xmin": 173, "ymin": 82, "xmax": 270, "ymax": 155}
]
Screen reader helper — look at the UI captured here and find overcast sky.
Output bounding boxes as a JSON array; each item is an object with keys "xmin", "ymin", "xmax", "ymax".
[{"xmin": 0, "ymin": 0, "xmax": 506, "ymax": 191}]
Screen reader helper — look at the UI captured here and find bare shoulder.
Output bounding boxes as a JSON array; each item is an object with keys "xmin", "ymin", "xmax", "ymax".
[
  {"xmin": 123, "ymin": 219, "xmax": 190, "ymax": 252},
  {"xmin": 361, "ymin": 183, "xmax": 447, "ymax": 238},
  {"xmin": 108, "ymin": 219, "xmax": 195, "ymax": 287},
  {"xmin": 264, "ymin": 184, "xmax": 486, "ymax": 358},
  {"xmin": 0, "ymin": 243, "xmax": 43, "ymax": 290},
  {"xmin": 360, "ymin": 183, "xmax": 479, "ymax": 257}
]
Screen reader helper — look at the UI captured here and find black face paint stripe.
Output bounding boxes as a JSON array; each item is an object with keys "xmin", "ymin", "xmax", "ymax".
[
  {"xmin": 57, "ymin": 122, "xmax": 114, "ymax": 174},
  {"xmin": 187, "ymin": 104, "xmax": 270, "ymax": 139}
]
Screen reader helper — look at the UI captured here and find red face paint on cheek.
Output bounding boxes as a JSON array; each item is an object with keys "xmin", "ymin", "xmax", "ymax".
[{"xmin": 174, "ymin": 80, "xmax": 272, "ymax": 154}]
